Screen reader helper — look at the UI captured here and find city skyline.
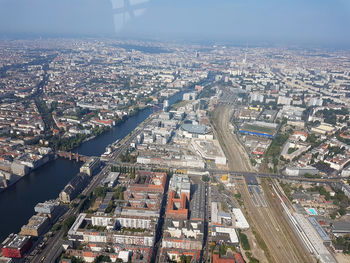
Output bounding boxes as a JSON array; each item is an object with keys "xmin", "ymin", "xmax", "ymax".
[{"xmin": 0, "ymin": 0, "xmax": 349, "ymax": 47}]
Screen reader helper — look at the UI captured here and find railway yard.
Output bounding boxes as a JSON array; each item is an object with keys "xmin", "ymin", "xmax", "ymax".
[{"xmin": 212, "ymin": 101, "xmax": 317, "ymax": 263}]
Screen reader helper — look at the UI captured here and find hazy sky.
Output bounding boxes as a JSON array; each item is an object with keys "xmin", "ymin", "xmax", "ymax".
[{"xmin": 0, "ymin": 0, "xmax": 349, "ymax": 47}]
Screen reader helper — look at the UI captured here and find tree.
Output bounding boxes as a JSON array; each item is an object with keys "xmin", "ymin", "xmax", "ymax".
[
  {"xmin": 94, "ymin": 186, "xmax": 107, "ymax": 198},
  {"xmin": 93, "ymin": 255, "xmax": 111, "ymax": 263},
  {"xmin": 62, "ymin": 216, "xmax": 77, "ymax": 233},
  {"xmin": 202, "ymin": 175, "xmax": 210, "ymax": 182}
]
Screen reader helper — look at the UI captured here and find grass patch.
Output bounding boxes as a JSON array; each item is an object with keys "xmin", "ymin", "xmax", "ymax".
[
  {"xmin": 171, "ymin": 100, "xmax": 191, "ymax": 110},
  {"xmin": 240, "ymin": 123, "xmax": 276, "ymax": 135},
  {"xmin": 239, "ymin": 231, "xmax": 251, "ymax": 250},
  {"xmin": 252, "ymin": 228, "xmax": 274, "ymax": 263}
]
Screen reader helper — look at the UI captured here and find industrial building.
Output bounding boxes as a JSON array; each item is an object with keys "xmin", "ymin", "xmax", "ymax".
[
  {"xmin": 231, "ymin": 208, "xmax": 249, "ymax": 229},
  {"xmin": 20, "ymin": 215, "xmax": 49, "ymax": 237},
  {"xmin": 80, "ymin": 157, "xmax": 100, "ymax": 176},
  {"xmin": 332, "ymin": 221, "xmax": 350, "ymax": 236},
  {"xmin": 59, "ymin": 173, "xmax": 90, "ymax": 203}
]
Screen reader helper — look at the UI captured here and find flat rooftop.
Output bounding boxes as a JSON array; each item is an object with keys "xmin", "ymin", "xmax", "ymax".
[
  {"xmin": 2, "ymin": 234, "xmax": 30, "ymax": 249},
  {"xmin": 181, "ymin": 124, "xmax": 209, "ymax": 134}
]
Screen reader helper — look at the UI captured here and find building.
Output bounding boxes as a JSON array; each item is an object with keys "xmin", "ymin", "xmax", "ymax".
[
  {"xmin": 167, "ymin": 174, "xmax": 191, "ymax": 220},
  {"xmin": 293, "ymin": 213, "xmax": 337, "ymax": 263},
  {"xmin": 59, "ymin": 173, "xmax": 89, "ymax": 203},
  {"xmin": 102, "ymin": 172, "xmax": 119, "ymax": 188},
  {"xmin": 231, "ymin": 208, "xmax": 249, "ymax": 229},
  {"xmin": 191, "ymin": 139, "xmax": 227, "ymax": 165},
  {"xmin": 164, "ymin": 219, "xmax": 204, "ymax": 240},
  {"xmin": 180, "ymin": 124, "xmax": 212, "ymax": 139},
  {"xmin": 160, "ymin": 248, "xmax": 200, "ymax": 263},
  {"xmin": 183, "ymin": 92, "xmax": 197, "ymax": 101},
  {"xmin": 250, "ymin": 93, "xmax": 264, "ymax": 103},
  {"xmin": 332, "ymin": 221, "xmax": 350, "ymax": 236},
  {"xmin": 83, "ymin": 232, "xmax": 155, "ymax": 247},
  {"xmin": 167, "ymin": 190, "xmax": 189, "ymax": 220},
  {"xmin": 308, "ymin": 98, "xmax": 323, "ymax": 107},
  {"xmin": 277, "ymin": 96, "xmax": 292, "ymax": 105},
  {"xmin": 10, "ymin": 161, "xmax": 29, "ymax": 176},
  {"xmin": 116, "ymin": 216, "xmax": 154, "ymax": 230},
  {"xmin": 34, "ymin": 200, "xmax": 60, "ymax": 218},
  {"xmin": 169, "ymin": 174, "xmax": 191, "ymax": 195},
  {"xmin": 20, "ymin": 215, "xmax": 49, "ymax": 237},
  {"xmin": 91, "ymin": 215, "xmax": 116, "ymax": 230},
  {"xmin": 128, "ymin": 171, "xmax": 167, "ymax": 194},
  {"xmin": 211, "ymin": 226, "xmax": 239, "ymax": 244},
  {"xmin": 162, "ymin": 237, "xmax": 202, "ymax": 250},
  {"xmin": 308, "ymin": 217, "xmax": 331, "ymax": 246},
  {"xmin": 281, "ymin": 141, "xmax": 310, "ymax": 161},
  {"xmin": 342, "ymin": 185, "xmax": 350, "ymax": 199},
  {"xmin": 311, "ymin": 123, "xmax": 337, "ymax": 135},
  {"xmin": 80, "ymin": 157, "xmax": 100, "ymax": 176},
  {"xmin": 285, "ymin": 166, "xmax": 319, "ymax": 177},
  {"xmin": 1, "ymin": 234, "xmax": 32, "ymax": 258}
]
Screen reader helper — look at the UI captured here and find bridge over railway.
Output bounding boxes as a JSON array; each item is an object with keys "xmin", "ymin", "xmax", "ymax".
[{"xmin": 108, "ymin": 160, "xmax": 342, "ymax": 184}]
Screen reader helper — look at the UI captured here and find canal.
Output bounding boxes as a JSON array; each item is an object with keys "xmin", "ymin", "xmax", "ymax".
[{"xmin": 0, "ymin": 88, "xmax": 188, "ymax": 242}]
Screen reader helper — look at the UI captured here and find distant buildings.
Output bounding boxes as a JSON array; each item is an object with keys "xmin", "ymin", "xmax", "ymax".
[{"xmin": 308, "ymin": 98, "xmax": 323, "ymax": 107}]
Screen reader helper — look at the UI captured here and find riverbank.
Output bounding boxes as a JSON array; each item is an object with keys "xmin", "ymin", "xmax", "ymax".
[
  {"xmin": 0, "ymin": 83, "xmax": 198, "ymax": 242},
  {"xmin": 0, "ymin": 152, "xmax": 57, "ymax": 193}
]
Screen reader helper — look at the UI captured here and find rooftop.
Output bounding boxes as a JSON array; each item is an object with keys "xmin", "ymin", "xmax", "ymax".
[
  {"xmin": 2, "ymin": 234, "xmax": 30, "ymax": 249},
  {"xmin": 181, "ymin": 124, "xmax": 209, "ymax": 134}
]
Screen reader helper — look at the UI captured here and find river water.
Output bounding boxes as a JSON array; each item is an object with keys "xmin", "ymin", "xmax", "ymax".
[{"xmin": 0, "ymin": 89, "xmax": 187, "ymax": 242}]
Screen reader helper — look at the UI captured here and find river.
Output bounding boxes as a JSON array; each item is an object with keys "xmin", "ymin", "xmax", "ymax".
[{"xmin": 0, "ymin": 88, "xmax": 188, "ymax": 242}]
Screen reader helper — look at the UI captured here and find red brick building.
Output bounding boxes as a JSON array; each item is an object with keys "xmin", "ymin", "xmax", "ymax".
[{"xmin": 1, "ymin": 234, "xmax": 32, "ymax": 258}]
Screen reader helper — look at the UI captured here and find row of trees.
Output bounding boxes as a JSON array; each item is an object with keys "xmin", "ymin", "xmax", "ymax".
[{"xmin": 111, "ymin": 165, "xmax": 136, "ymax": 178}]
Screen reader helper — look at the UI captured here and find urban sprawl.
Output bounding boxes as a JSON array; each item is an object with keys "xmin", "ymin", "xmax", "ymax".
[{"xmin": 0, "ymin": 39, "xmax": 350, "ymax": 263}]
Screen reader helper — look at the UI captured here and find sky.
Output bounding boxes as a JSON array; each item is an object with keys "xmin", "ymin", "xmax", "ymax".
[{"xmin": 0, "ymin": 0, "xmax": 349, "ymax": 47}]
